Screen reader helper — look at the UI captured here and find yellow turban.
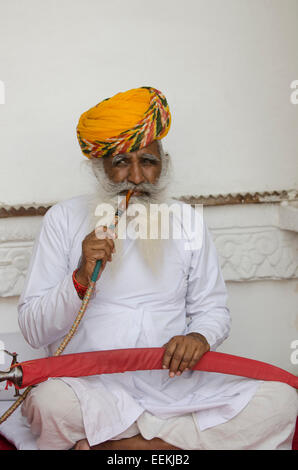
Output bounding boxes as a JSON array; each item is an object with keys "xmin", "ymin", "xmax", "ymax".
[{"xmin": 77, "ymin": 87, "xmax": 171, "ymax": 159}]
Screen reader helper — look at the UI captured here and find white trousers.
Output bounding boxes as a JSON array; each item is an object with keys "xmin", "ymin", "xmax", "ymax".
[{"xmin": 21, "ymin": 379, "xmax": 298, "ymax": 450}]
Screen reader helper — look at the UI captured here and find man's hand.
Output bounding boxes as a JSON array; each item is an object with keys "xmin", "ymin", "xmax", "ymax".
[
  {"xmin": 162, "ymin": 333, "xmax": 210, "ymax": 378},
  {"xmin": 75, "ymin": 227, "xmax": 116, "ymax": 286}
]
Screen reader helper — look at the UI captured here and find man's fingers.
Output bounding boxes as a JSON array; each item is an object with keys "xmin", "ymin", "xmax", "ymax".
[
  {"xmin": 176, "ymin": 350, "xmax": 194, "ymax": 375},
  {"xmin": 79, "ymin": 229, "xmax": 117, "ymax": 284},
  {"xmin": 167, "ymin": 344, "xmax": 187, "ymax": 377},
  {"xmin": 103, "ymin": 237, "xmax": 115, "ymax": 253},
  {"xmin": 162, "ymin": 341, "xmax": 177, "ymax": 372},
  {"xmin": 188, "ymin": 349, "xmax": 205, "ymax": 370},
  {"xmin": 95, "ymin": 226, "xmax": 116, "ymax": 241},
  {"xmin": 83, "ymin": 232, "xmax": 115, "ymax": 256},
  {"xmin": 93, "ymin": 228, "xmax": 116, "ymax": 254},
  {"xmin": 162, "ymin": 336, "xmax": 208, "ymax": 378},
  {"xmin": 88, "ymin": 248, "xmax": 111, "ymax": 263},
  {"xmin": 90, "ymin": 237, "xmax": 115, "ymax": 253},
  {"xmin": 162, "ymin": 338, "xmax": 190, "ymax": 377},
  {"xmin": 88, "ymin": 242, "xmax": 115, "ymax": 261}
]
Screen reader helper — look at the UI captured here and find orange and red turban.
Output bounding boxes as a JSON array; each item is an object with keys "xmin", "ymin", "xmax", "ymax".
[{"xmin": 76, "ymin": 87, "xmax": 171, "ymax": 159}]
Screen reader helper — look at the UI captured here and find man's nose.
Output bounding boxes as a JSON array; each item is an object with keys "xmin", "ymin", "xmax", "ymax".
[{"xmin": 127, "ymin": 161, "xmax": 145, "ymax": 185}]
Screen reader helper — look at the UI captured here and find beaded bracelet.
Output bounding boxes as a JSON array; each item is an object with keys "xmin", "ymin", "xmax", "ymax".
[{"xmin": 72, "ymin": 269, "xmax": 88, "ymax": 300}]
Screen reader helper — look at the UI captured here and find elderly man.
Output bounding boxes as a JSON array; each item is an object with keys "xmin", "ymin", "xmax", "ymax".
[{"xmin": 18, "ymin": 87, "xmax": 297, "ymax": 450}]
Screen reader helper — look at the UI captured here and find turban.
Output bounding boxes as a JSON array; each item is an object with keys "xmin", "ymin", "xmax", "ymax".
[{"xmin": 76, "ymin": 87, "xmax": 171, "ymax": 159}]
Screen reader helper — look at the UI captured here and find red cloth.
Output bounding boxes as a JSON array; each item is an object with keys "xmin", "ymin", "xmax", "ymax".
[
  {"xmin": 0, "ymin": 435, "xmax": 16, "ymax": 450},
  {"xmin": 72, "ymin": 269, "xmax": 88, "ymax": 299},
  {"xmin": 13, "ymin": 348, "xmax": 298, "ymax": 389}
]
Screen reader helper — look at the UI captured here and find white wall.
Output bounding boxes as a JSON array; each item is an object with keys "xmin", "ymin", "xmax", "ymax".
[
  {"xmin": 219, "ymin": 279, "xmax": 298, "ymax": 374},
  {"xmin": 0, "ymin": 0, "xmax": 297, "ymax": 205}
]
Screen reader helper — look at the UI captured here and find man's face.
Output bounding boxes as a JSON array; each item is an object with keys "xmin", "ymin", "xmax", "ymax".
[{"xmin": 102, "ymin": 140, "xmax": 162, "ymax": 197}]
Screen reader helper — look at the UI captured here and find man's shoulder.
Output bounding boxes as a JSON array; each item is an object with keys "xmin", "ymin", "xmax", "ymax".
[
  {"xmin": 44, "ymin": 194, "xmax": 92, "ymax": 225},
  {"xmin": 47, "ymin": 194, "xmax": 91, "ymax": 214}
]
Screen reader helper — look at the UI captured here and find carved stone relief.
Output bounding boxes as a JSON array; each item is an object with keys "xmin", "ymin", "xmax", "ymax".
[{"xmin": 213, "ymin": 227, "xmax": 298, "ymax": 281}]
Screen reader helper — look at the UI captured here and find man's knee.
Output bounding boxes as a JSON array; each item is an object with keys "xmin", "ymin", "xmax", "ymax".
[
  {"xmin": 267, "ymin": 382, "xmax": 298, "ymax": 422},
  {"xmin": 21, "ymin": 379, "xmax": 86, "ymax": 449},
  {"xmin": 22, "ymin": 379, "xmax": 79, "ymax": 423}
]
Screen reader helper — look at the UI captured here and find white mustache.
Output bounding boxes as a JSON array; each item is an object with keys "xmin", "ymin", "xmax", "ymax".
[{"xmin": 110, "ymin": 181, "xmax": 161, "ymax": 198}]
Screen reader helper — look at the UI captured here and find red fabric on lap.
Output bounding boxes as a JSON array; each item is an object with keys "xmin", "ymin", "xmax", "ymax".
[{"xmin": 14, "ymin": 348, "xmax": 298, "ymax": 389}]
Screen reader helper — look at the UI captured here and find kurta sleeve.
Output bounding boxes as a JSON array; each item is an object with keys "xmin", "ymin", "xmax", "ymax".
[
  {"xmin": 18, "ymin": 203, "xmax": 82, "ymax": 349},
  {"xmin": 185, "ymin": 221, "xmax": 231, "ymax": 350}
]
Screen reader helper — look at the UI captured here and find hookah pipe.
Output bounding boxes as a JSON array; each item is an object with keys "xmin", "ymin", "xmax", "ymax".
[{"xmin": 0, "ymin": 189, "xmax": 134, "ymax": 425}]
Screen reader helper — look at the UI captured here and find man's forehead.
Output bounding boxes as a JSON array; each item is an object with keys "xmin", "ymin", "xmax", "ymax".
[{"xmin": 114, "ymin": 143, "xmax": 161, "ymax": 159}]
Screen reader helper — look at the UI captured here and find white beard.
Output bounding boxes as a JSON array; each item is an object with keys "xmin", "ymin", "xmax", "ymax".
[
  {"xmin": 87, "ymin": 195, "xmax": 173, "ymax": 277},
  {"xmin": 86, "ymin": 152, "xmax": 173, "ymax": 276}
]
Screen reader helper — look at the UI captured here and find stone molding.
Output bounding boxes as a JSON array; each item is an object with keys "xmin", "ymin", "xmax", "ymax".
[
  {"xmin": 179, "ymin": 189, "xmax": 298, "ymax": 206},
  {"xmin": 0, "ymin": 206, "xmax": 50, "ymax": 218},
  {"xmin": 0, "ymin": 189, "xmax": 297, "ymax": 217}
]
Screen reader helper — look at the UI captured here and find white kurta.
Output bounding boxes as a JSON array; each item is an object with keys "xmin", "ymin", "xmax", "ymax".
[{"xmin": 18, "ymin": 195, "xmax": 261, "ymax": 446}]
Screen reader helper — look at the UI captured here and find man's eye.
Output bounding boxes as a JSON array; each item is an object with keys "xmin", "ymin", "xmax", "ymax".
[
  {"xmin": 142, "ymin": 158, "xmax": 156, "ymax": 165},
  {"xmin": 115, "ymin": 159, "xmax": 128, "ymax": 166}
]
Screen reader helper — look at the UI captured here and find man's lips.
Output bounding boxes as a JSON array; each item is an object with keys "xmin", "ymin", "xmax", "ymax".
[
  {"xmin": 119, "ymin": 190, "xmax": 149, "ymax": 197},
  {"xmin": 132, "ymin": 190, "xmax": 145, "ymax": 196}
]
